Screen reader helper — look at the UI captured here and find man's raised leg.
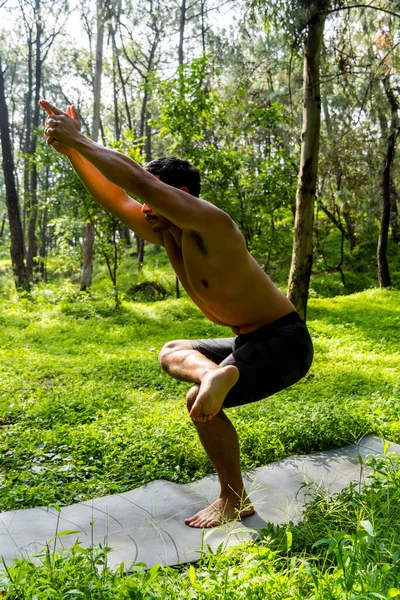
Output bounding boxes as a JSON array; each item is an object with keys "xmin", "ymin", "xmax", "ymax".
[
  {"xmin": 158, "ymin": 341, "xmax": 254, "ymax": 527},
  {"xmin": 158, "ymin": 340, "xmax": 239, "ymax": 421}
]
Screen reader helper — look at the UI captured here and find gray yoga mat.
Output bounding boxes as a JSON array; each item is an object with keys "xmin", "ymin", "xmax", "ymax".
[{"xmin": 1, "ymin": 435, "xmax": 398, "ymax": 570}]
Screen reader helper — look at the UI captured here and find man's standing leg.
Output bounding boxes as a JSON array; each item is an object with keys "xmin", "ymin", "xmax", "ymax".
[{"xmin": 158, "ymin": 341, "xmax": 254, "ymax": 528}]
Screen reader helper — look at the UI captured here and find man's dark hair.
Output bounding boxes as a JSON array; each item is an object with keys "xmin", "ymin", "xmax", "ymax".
[{"xmin": 145, "ymin": 156, "xmax": 201, "ymax": 198}]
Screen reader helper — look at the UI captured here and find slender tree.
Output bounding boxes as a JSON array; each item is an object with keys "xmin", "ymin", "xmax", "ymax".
[
  {"xmin": 81, "ymin": 0, "xmax": 105, "ymax": 290},
  {"xmin": 19, "ymin": 0, "xmax": 68, "ymax": 275},
  {"xmin": 287, "ymin": 1, "xmax": 329, "ymax": 319},
  {"xmin": 321, "ymin": 96, "xmax": 356, "ymax": 250},
  {"xmin": 118, "ymin": 0, "xmax": 166, "ymax": 267},
  {"xmin": 26, "ymin": 0, "xmax": 43, "ymax": 275},
  {"xmin": 0, "ymin": 54, "xmax": 29, "ymax": 291},
  {"xmin": 378, "ymin": 74, "xmax": 398, "ymax": 287}
]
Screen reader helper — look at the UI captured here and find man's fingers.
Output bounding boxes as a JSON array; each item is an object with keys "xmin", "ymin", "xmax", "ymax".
[
  {"xmin": 45, "ymin": 117, "xmax": 59, "ymax": 128},
  {"xmin": 66, "ymin": 105, "xmax": 78, "ymax": 118},
  {"xmin": 70, "ymin": 105, "xmax": 80, "ymax": 120},
  {"xmin": 39, "ymin": 99, "xmax": 64, "ymax": 115},
  {"xmin": 66, "ymin": 105, "xmax": 80, "ymax": 126},
  {"xmin": 45, "ymin": 122, "xmax": 56, "ymax": 134},
  {"xmin": 41, "ymin": 102, "xmax": 54, "ymax": 116}
]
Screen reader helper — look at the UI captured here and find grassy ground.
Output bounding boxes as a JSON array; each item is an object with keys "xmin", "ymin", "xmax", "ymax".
[
  {"xmin": 0, "ymin": 252, "xmax": 400, "ymax": 597},
  {"xmin": 0, "ymin": 280, "xmax": 399, "ymax": 511}
]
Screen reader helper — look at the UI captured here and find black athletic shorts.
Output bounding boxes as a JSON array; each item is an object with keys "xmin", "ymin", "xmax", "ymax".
[{"xmin": 190, "ymin": 312, "xmax": 313, "ymax": 408}]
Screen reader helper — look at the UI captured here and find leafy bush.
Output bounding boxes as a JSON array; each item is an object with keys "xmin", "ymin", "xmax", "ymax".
[{"xmin": 126, "ymin": 281, "xmax": 168, "ymax": 302}]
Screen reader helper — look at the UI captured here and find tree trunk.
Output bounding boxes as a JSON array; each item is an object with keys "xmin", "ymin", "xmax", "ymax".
[
  {"xmin": 378, "ymin": 75, "xmax": 397, "ymax": 288},
  {"xmin": 110, "ymin": 29, "xmax": 131, "ymax": 248},
  {"xmin": 120, "ymin": 224, "xmax": 131, "ymax": 246},
  {"xmin": 139, "ymin": 30, "xmax": 158, "ymax": 158},
  {"xmin": 38, "ymin": 166, "xmax": 49, "ymax": 280},
  {"xmin": 342, "ymin": 204, "xmax": 356, "ymax": 251},
  {"xmin": 136, "ymin": 235, "xmax": 144, "ymax": 268},
  {"xmin": 145, "ymin": 109, "xmax": 152, "ymax": 161},
  {"xmin": 287, "ymin": 11, "xmax": 326, "ymax": 320},
  {"xmin": 379, "ymin": 112, "xmax": 400, "ymax": 245},
  {"xmin": 26, "ymin": 0, "xmax": 42, "ymax": 276},
  {"xmin": 0, "ymin": 214, "xmax": 6, "ymax": 240},
  {"xmin": 81, "ymin": 0, "xmax": 104, "ymax": 291},
  {"xmin": 92, "ymin": 0, "xmax": 103, "ymax": 144},
  {"xmin": 39, "ymin": 205, "xmax": 48, "ymax": 280},
  {"xmin": 81, "ymin": 221, "xmax": 95, "ymax": 288},
  {"xmin": 23, "ymin": 28, "xmax": 33, "ymax": 239},
  {"xmin": 389, "ymin": 183, "xmax": 400, "ymax": 244},
  {"xmin": 0, "ymin": 55, "xmax": 30, "ymax": 291},
  {"xmin": 200, "ymin": 0, "xmax": 206, "ymax": 54},
  {"xmin": 139, "ymin": 83, "xmax": 149, "ymax": 150},
  {"xmin": 136, "ymin": 29, "xmax": 159, "ymax": 268},
  {"xmin": 111, "ymin": 38, "xmax": 120, "ymax": 140},
  {"xmin": 113, "ymin": 31, "xmax": 132, "ymax": 131},
  {"xmin": 107, "ymin": 2, "xmax": 133, "ymax": 132},
  {"xmin": 178, "ymin": 0, "xmax": 186, "ymax": 70}
]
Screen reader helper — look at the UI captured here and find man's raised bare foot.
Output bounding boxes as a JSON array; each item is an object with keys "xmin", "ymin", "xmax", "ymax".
[
  {"xmin": 189, "ymin": 365, "xmax": 239, "ymax": 422},
  {"xmin": 184, "ymin": 497, "xmax": 255, "ymax": 528}
]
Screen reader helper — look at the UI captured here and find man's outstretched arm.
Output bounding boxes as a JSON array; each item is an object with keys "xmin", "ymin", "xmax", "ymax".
[
  {"xmin": 68, "ymin": 151, "xmax": 163, "ymax": 245},
  {"xmin": 41, "ymin": 102, "xmax": 163, "ymax": 245},
  {"xmin": 40, "ymin": 100, "xmax": 232, "ymax": 233}
]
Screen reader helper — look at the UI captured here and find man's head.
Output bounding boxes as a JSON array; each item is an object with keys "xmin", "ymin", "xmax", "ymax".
[
  {"xmin": 145, "ymin": 156, "xmax": 201, "ymax": 198},
  {"xmin": 142, "ymin": 156, "xmax": 201, "ymax": 232}
]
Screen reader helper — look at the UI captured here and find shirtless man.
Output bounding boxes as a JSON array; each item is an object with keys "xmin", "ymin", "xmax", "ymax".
[{"xmin": 40, "ymin": 99, "xmax": 313, "ymax": 528}]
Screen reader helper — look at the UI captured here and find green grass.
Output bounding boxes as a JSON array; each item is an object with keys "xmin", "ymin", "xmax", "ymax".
[
  {"xmin": 0, "ymin": 257, "xmax": 400, "ymax": 597},
  {"xmin": 0, "ymin": 285, "xmax": 399, "ymax": 511}
]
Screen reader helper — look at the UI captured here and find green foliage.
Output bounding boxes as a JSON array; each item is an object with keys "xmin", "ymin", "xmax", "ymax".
[
  {"xmin": 155, "ymin": 55, "xmax": 297, "ymax": 257},
  {"xmin": 0, "ymin": 253, "xmax": 399, "ymax": 596},
  {"xmin": 0, "ymin": 265, "xmax": 399, "ymax": 596}
]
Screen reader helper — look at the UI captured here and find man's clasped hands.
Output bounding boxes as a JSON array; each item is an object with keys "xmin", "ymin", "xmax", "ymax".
[{"xmin": 39, "ymin": 99, "xmax": 81, "ymax": 156}]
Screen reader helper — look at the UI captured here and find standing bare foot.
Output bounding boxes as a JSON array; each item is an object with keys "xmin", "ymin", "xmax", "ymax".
[
  {"xmin": 189, "ymin": 365, "xmax": 239, "ymax": 422},
  {"xmin": 185, "ymin": 497, "xmax": 254, "ymax": 528}
]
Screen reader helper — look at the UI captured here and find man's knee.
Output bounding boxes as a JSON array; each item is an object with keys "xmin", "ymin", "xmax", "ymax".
[{"xmin": 158, "ymin": 340, "xmax": 192, "ymax": 370}]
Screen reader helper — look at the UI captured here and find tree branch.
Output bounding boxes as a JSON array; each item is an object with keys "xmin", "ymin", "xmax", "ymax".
[
  {"xmin": 326, "ymin": 4, "xmax": 400, "ymax": 20},
  {"xmin": 318, "ymin": 199, "xmax": 349, "ymax": 240},
  {"xmin": 356, "ymin": 39, "xmax": 400, "ymax": 123}
]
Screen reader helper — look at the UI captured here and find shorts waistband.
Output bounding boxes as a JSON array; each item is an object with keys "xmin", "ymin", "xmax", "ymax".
[{"xmin": 237, "ymin": 311, "xmax": 302, "ymax": 339}]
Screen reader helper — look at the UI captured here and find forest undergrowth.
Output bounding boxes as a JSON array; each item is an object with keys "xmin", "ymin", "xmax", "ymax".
[{"xmin": 0, "ymin": 251, "xmax": 399, "ymax": 598}]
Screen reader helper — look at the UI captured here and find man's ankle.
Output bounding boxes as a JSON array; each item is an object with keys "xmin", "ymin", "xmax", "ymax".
[{"xmin": 220, "ymin": 488, "xmax": 247, "ymax": 506}]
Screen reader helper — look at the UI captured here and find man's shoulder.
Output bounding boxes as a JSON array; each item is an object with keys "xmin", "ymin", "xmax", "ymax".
[{"xmin": 186, "ymin": 201, "xmax": 239, "ymax": 233}]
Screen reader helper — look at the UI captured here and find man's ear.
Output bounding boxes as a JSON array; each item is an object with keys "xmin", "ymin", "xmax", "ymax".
[{"xmin": 180, "ymin": 186, "xmax": 189, "ymax": 193}]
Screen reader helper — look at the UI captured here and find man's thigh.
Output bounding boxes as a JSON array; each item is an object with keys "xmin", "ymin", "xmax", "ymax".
[
  {"xmin": 220, "ymin": 315, "xmax": 313, "ymax": 408},
  {"xmin": 190, "ymin": 337, "xmax": 237, "ymax": 365},
  {"xmin": 189, "ymin": 314, "xmax": 313, "ymax": 409}
]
